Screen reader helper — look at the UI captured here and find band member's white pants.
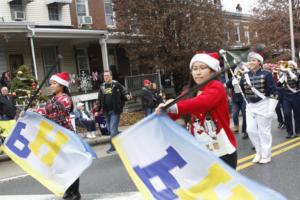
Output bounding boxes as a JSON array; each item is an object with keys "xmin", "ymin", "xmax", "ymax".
[
  {"xmin": 246, "ymin": 99, "xmax": 276, "ymax": 159},
  {"xmin": 246, "ymin": 111, "xmax": 273, "ymax": 159}
]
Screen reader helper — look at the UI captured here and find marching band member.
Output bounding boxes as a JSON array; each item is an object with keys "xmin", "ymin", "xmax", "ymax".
[
  {"xmin": 226, "ymin": 66, "xmax": 248, "ymax": 139},
  {"xmin": 36, "ymin": 72, "xmax": 81, "ymax": 200},
  {"xmin": 237, "ymin": 52, "xmax": 277, "ymax": 164},
  {"xmin": 156, "ymin": 53, "xmax": 237, "ymax": 169},
  {"xmin": 277, "ymin": 60, "xmax": 300, "ymax": 138}
]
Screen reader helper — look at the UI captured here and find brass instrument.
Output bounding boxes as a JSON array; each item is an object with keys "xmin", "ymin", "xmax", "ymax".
[
  {"xmin": 277, "ymin": 60, "xmax": 297, "ymax": 71},
  {"xmin": 277, "ymin": 60, "xmax": 298, "ymax": 80}
]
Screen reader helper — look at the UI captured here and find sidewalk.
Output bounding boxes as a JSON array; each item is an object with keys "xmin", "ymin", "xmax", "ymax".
[{"xmin": 0, "ymin": 125, "xmax": 131, "ymax": 162}]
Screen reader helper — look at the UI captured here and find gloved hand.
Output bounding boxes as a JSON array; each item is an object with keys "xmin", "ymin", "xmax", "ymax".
[
  {"xmin": 232, "ymin": 78, "xmax": 239, "ymax": 86},
  {"xmin": 18, "ymin": 111, "xmax": 26, "ymax": 119}
]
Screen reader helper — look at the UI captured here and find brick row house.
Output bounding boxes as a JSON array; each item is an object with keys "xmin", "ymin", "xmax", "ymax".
[
  {"xmin": 0, "ymin": 0, "xmax": 131, "ymax": 106},
  {"xmin": 0, "ymin": 1, "xmax": 255, "ymax": 107}
]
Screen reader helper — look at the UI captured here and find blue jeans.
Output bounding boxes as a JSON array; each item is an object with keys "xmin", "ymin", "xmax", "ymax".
[
  {"xmin": 144, "ymin": 107, "xmax": 154, "ymax": 116},
  {"xmin": 105, "ymin": 111, "xmax": 121, "ymax": 150},
  {"xmin": 232, "ymin": 100, "xmax": 247, "ymax": 133}
]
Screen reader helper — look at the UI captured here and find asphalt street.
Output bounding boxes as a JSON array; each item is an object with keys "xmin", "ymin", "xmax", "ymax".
[{"xmin": 0, "ymin": 117, "xmax": 299, "ymax": 200}]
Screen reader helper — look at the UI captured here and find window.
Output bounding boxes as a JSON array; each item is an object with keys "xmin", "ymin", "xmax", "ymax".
[
  {"xmin": 42, "ymin": 46, "xmax": 60, "ymax": 80},
  {"xmin": 234, "ymin": 25, "xmax": 240, "ymax": 42},
  {"xmin": 76, "ymin": 0, "xmax": 88, "ymax": 17},
  {"xmin": 48, "ymin": 3, "xmax": 60, "ymax": 21},
  {"xmin": 76, "ymin": 48, "xmax": 90, "ymax": 72},
  {"xmin": 10, "ymin": 0, "xmax": 24, "ymax": 21},
  {"xmin": 226, "ymin": 32, "xmax": 230, "ymax": 42},
  {"xmin": 104, "ymin": 0, "xmax": 115, "ymax": 26},
  {"xmin": 244, "ymin": 31, "xmax": 250, "ymax": 45}
]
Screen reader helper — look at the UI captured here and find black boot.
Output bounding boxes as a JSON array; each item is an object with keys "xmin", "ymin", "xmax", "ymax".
[
  {"xmin": 63, "ymin": 179, "xmax": 80, "ymax": 200},
  {"xmin": 63, "ymin": 191, "xmax": 73, "ymax": 199},
  {"xmin": 242, "ymin": 132, "xmax": 248, "ymax": 140},
  {"xmin": 71, "ymin": 193, "xmax": 81, "ymax": 200}
]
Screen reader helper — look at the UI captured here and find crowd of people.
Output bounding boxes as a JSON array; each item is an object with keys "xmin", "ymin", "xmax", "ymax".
[
  {"xmin": 228, "ymin": 57, "xmax": 300, "ymax": 143},
  {"xmin": 0, "ymin": 48, "xmax": 298, "ymax": 199},
  {"xmin": 155, "ymin": 51, "xmax": 300, "ymax": 167}
]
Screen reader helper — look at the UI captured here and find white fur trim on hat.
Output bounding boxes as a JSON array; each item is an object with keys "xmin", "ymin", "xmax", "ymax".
[
  {"xmin": 288, "ymin": 60, "xmax": 297, "ymax": 68},
  {"xmin": 50, "ymin": 74, "xmax": 69, "ymax": 87},
  {"xmin": 189, "ymin": 54, "xmax": 221, "ymax": 72},
  {"xmin": 248, "ymin": 52, "xmax": 264, "ymax": 64},
  {"xmin": 77, "ymin": 102, "xmax": 84, "ymax": 108}
]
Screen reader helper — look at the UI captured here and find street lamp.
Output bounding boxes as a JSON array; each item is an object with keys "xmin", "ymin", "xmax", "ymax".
[{"xmin": 288, "ymin": 0, "xmax": 296, "ymax": 61}]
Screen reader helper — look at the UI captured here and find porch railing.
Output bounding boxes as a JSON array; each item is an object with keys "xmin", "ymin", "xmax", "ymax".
[{"xmin": 124, "ymin": 72, "xmax": 162, "ymax": 92}]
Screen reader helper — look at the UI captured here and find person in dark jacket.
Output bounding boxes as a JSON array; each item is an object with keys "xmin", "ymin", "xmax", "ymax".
[
  {"xmin": 0, "ymin": 86, "xmax": 16, "ymax": 120},
  {"xmin": 226, "ymin": 73, "xmax": 248, "ymax": 139},
  {"xmin": 95, "ymin": 70, "xmax": 131, "ymax": 154},
  {"xmin": 0, "ymin": 71, "xmax": 11, "ymax": 89},
  {"xmin": 141, "ymin": 79, "xmax": 156, "ymax": 116}
]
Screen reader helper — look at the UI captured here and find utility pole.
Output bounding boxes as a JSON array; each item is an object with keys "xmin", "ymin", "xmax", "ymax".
[{"xmin": 289, "ymin": 0, "xmax": 296, "ymax": 61}]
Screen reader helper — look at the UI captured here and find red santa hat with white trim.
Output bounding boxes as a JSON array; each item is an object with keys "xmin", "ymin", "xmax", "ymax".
[
  {"xmin": 50, "ymin": 72, "xmax": 70, "ymax": 87},
  {"xmin": 189, "ymin": 52, "xmax": 221, "ymax": 72}
]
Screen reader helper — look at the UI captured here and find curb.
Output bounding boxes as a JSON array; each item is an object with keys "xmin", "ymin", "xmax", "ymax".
[{"xmin": 0, "ymin": 136, "xmax": 111, "ymax": 162}]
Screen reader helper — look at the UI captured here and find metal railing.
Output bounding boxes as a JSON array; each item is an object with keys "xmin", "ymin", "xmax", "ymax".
[{"xmin": 125, "ymin": 72, "xmax": 161, "ymax": 91}]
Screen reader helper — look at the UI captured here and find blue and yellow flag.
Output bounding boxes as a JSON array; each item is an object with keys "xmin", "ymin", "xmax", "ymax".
[
  {"xmin": 2, "ymin": 111, "xmax": 96, "ymax": 196},
  {"xmin": 113, "ymin": 113, "xmax": 286, "ymax": 200}
]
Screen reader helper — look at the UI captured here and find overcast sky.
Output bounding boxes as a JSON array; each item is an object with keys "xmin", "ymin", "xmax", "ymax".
[{"xmin": 221, "ymin": 0, "xmax": 258, "ymax": 13}]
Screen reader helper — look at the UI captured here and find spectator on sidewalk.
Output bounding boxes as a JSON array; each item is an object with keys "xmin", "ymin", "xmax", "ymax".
[
  {"xmin": 151, "ymin": 83, "xmax": 163, "ymax": 106},
  {"xmin": 75, "ymin": 103, "xmax": 97, "ymax": 139},
  {"xmin": 91, "ymin": 101, "xmax": 110, "ymax": 136},
  {"xmin": 0, "ymin": 71, "xmax": 11, "ymax": 89},
  {"xmin": 95, "ymin": 70, "xmax": 131, "ymax": 154},
  {"xmin": 141, "ymin": 80, "xmax": 156, "ymax": 116},
  {"xmin": 0, "ymin": 86, "xmax": 16, "ymax": 120}
]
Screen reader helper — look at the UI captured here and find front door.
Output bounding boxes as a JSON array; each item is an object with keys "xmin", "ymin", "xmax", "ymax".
[{"xmin": 9, "ymin": 54, "xmax": 24, "ymax": 75}]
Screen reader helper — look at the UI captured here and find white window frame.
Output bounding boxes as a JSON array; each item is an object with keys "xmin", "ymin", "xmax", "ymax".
[
  {"xmin": 234, "ymin": 23, "xmax": 240, "ymax": 42},
  {"xmin": 76, "ymin": 48, "xmax": 90, "ymax": 73},
  {"xmin": 41, "ymin": 46, "xmax": 60, "ymax": 84},
  {"xmin": 48, "ymin": 3, "xmax": 61, "ymax": 21},
  {"xmin": 108, "ymin": 47, "xmax": 118, "ymax": 70},
  {"xmin": 104, "ymin": 0, "xmax": 116, "ymax": 27},
  {"xmin": 76, "ymin": 0, "xmax": 89, "ymax": 17},
  {"xmin": 226, "ymin": 32, "xmax": 230, "ymax": 42},
  {"xmin": 244, "ymin": 31, "xmax": 250, "ymax": 45},
  {"xmin": 10, "ymin": 0, "xmax": 25, "ymax": 21}
]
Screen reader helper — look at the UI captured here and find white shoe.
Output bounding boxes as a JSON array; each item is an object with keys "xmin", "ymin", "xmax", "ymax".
[
  {"xmin": 252, "ymin": 154, "xmax": 261, "ymax": 163},
  {"xmin": 86, "ymin": 132, "xmax": 93, "ymax": 139},
  {"xmin": 91, "ymin": 131, "xmax": 97, "ymax": 138},
  {"xmin": 259, "ymin": 157, "xmax": 271, "ymax": 164}
]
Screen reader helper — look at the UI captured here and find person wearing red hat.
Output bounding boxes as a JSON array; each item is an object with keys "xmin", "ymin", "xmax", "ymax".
[
  {"xmin": 141, "ymin": 79, "xmax": 156, "ymax": 116},
  {"xmin": 156, "ymin": 53, "xmax": 237, "ymax": 169},
  {"xmin": 36, "ymin": 72, "xmax": 81, "ymax": 200}
]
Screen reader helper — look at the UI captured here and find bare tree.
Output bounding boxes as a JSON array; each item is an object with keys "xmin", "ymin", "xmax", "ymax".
[
  {"xmin": 113, "ymin": 0, "xmax": 228, "ymax": 91},
  {"xmin": 251, "ymin": 0, "xmax": 300, "ymax": 61}
]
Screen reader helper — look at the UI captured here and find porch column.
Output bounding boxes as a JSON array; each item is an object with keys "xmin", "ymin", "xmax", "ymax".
[
  {"xmin": 99, "ymin": 37, "xmax": 109, "ymax": 71},
  {"xmin": 29, "ymin": 37, "xmax": 38, "ymax": 80}
]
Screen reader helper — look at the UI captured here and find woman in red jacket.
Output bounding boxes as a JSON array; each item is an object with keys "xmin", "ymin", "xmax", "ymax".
[
  {"xmin": 156, "ymin": 53, "xmax": 237, "ymax": 169},
  {"xmin": 37, "ymin": 72, "xmax": 81, "ymax": 200}
]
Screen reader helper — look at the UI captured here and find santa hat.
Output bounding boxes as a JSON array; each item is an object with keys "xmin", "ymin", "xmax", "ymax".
[
  {"xmin": 77, "ymin": 102, "xmax": 84, "ymax": 109},
  {"xmin": 144, "ymin": 79, "xmax": 151, "ymax": 85},
  {"xmin": 189, "ymin": 52, "xmax": 220, "ymax": 72},
  {"xmin": 50, "ymin": 72, "xmax": 69, "ymax": 87},
  {"xmin": 248, "ymin": 52, "xmax": 264, "ymax": 64}
]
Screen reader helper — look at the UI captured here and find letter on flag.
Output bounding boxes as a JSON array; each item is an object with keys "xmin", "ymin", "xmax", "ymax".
[
  {"xmin": 113, "ymin": 113, "xmax": 286, "ymax": 200},
  {"xmin": 2, "ymin": 111, "xmax": 96, "ymax": 196}
]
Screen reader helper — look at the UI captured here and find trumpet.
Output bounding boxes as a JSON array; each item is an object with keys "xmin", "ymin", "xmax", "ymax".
[{"xmin": 278, "ymin": 61, "xmax": 289, "ymax": 70}]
